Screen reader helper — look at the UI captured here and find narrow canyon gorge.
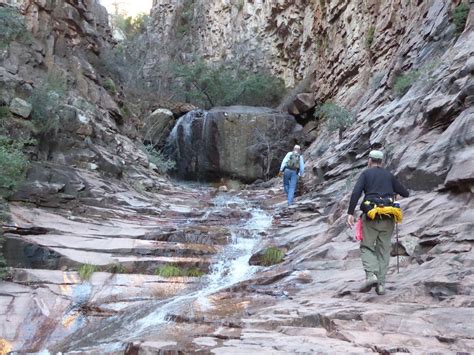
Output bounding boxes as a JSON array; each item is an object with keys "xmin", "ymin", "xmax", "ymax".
[{"xmin": 0, "ymin": 0, "xmax": 473, "ymax": 353}]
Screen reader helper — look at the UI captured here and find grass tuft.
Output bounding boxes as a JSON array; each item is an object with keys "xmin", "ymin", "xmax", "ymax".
[
  {"xmin": 453, "ymin": 2, "xmax": 469, "ymax": 35},
  {"xmin": 261, "ymin": 247, "xmax": 285, "ymax": 266},
  {"xmin": 155, "ymin": 264, "xmax": 205, "ymax": 278},
  {"xmin": 78, "ymin": 263, "xmax": 99, "ymax": 280},
  {"xmin": 393, "ymin": 70, "xmax": 421, "ymax": 97}
]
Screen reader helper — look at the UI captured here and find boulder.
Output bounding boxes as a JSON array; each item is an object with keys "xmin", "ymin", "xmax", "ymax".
[
  {"xmin": 167, "ymin": 106, "xmax": 301, "ymax": 182},
  {"xmin": 9, "ymin": 97, "xmax": 32, "ymax": 118},
  {"xmin": 142, "ymin": 108, "xmax": 175, "ymax": 149},
  {"xmin": 291, "ymin": 93, "xmax": 316, "ymax": 115}
]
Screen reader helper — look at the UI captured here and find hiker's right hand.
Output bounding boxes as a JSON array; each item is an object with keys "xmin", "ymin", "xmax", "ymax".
[
  {"xmin": 278, "ymin": 171, "xmax": 283, "ymax": 177},
  {"xmin": 347, "ymin": 214, "xmax": 355, "ymax": 229}
]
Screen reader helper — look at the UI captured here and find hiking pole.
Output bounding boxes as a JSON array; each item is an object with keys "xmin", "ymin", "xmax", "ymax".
[{"xmin": 395, "ymin": 222, "xmax": 399, "ymax": 273}]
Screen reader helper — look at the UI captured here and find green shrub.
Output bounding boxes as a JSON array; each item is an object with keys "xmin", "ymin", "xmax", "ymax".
[
  {"xmin": 0, "ymin": 7, "xmax": 30, "ymax": 47},
  {"xmin": 393, "ymin": 70, "xmax": 421, "ymax": 97},
  {"xmin": 314, "ymin": 102, "xmax": 354, "ymax": 140},
  {"xmin": 155, "ymin": 264, "xmax": 205, "ymax": 277},
  {"xmin": 78, "ymin": 263, "xmax": 99, "ymax": 280},
  {"xmin": 108, "ymin": 263, "xmax": 127, "ymax": 274},
  {"xmin": 29, "ymin": 72, "xmax": 67, "ymax": 133},
  {"xmin": 0, "ymin": 106, "xmax": 11, "ymax": 120},
  {"xmin": 145, "ymin": 145, "xmax": 176, "ymax": 174},
  {"xmin": 453, "ymin": 2, "xmax": 469, "ymax": 35},
  {"xmin": 261, "ymin": 247, "xmax": 284, "ymax": 266},
  {"xmin": 103, "ymin": 78, "xmax": 117, "ymax": 94},
  {"xmin": 145, "ymin": 146, "xmax": 175, "ymax": 173},
  {"xmin": 366, "ymin": 26, "xmax": 375, "ymax": 47},
  {"xmin": 173, "ymin": 60, "xmax": 286, "ymax": 108},
  {"xmin": 112, "ymin": 12, "xmax": 150, "ymax": 39},
  {"xmin": 0, "ymin": 135, "xmax": 30, "ymax": 198}
]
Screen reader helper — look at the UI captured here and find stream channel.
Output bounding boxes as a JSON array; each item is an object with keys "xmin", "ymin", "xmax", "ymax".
[{"xmin": 49, "ymin": 192, "xmax": 273, "ymax": 352}]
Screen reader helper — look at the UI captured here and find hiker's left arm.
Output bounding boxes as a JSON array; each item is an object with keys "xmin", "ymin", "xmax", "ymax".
[
  {"xmin": 347, "ymin": 172, "xmax": 365, "ymax": 215},
  {"xmin": 280, "ymin": 152, "xmax": 290, "ymax": 172}
]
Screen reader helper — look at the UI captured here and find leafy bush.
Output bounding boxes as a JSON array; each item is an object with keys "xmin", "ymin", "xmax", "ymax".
[
  {"xmin": 366, "ymin": 26, "xmax": 375, "ymax": 47},
  {"xmin": 112, "ymin": 12, "xmax": 150, "ymax": 39},
  {"xmin": 173, "ymin": 60, "xmax": 286, "ymax": 108},
  {"xmin": 261, "ymin": 247, "xmax": 284, "ymax": 266},
  {"xmin": 103, "ymin": 78, "xmax": 117, "ymax": 94},
  {"xmin": 0, "ymin": 135, "xmax": 30, "ymax": 198},
  {"xmin": 29, "ymin": 72, "xmax": 67, "ymax": 133},
  {"xmin": 78, "ymin": 263, "xmax": 99, "ymax": 280},
  {"xmin": 145, "ymin": 145, "xmax": 176, "ymax": 174},
  {"xmin": 175, "ymin": 0, "xmax": 195, "ymax": 37},
  {"xmin": 393, "ymin": 70, "xmax": 421, "ymax": 97},
  {"xmin": 314, "ymin": 102, "xmax": 354, "ymax": 140},
  {"xmin": 453, "ymin": 2, "xmax": 469, "ymax": 35},
  {"xmin": 0, "ymin": 7, "xmax": 29, "ymax": 47},
  {"xmin": 0, "ymin": 106, "xmax": 11, "ymax": 120},
  {"xmin": 155, "ymin": 264, "xmax": 204, "ymax": 277}
]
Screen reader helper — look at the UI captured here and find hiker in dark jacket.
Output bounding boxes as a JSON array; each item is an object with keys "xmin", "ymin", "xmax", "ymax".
[
  {"xmin": 347, "ymin": 150, "xmax": 409, "ymax": 295},
  {"xmin": 279, "ymin": 145, "xmax": 304, "ymax": 206}
]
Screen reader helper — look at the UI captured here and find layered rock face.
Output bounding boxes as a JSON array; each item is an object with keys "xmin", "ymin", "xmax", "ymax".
[
  {"xmin": 167, "ymin": 106, "xmax": 301, "ymax": 182},
  {"xmin": 1, "ymin": 0, "xmax": 473, "ymax": 353},
  {"xmin": 0, "ymin": 0, "xmax": 159, "ymax": 199},
  {"xmin": 147, "ymin": 0, "xmax": 466, "ymax": 101}
]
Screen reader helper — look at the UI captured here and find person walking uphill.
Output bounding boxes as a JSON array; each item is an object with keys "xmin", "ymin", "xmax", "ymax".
[
  {"xmin": 279, "ymin": 145, "xmax": 304, "ymax": 206},
  {"xmin": 347, "ymin": 150, "xmax": 409, "ymax": 295}
]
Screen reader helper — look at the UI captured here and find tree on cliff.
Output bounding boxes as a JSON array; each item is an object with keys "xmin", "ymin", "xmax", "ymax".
[{"xmin": 172, "ymin": 60, "xmax": 286, "ymax": 109}]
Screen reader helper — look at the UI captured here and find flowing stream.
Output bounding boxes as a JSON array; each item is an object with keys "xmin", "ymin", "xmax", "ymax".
[{"xmin": 54, "ymin": 193, "xmax": 272, "ymax": 352}]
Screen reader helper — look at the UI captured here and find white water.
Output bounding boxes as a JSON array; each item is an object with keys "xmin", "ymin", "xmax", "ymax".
[
  {"xmin": 57, "ymin": 193, "xmax": 272, "ymax": 351},
  {"xmin": 135, "ymin": 194, "xmax": 271, "ymax": 333}
]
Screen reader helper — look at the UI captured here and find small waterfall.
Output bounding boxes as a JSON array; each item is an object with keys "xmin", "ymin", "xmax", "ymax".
[
  {"xmin": 54, "ymin": 193, "xmax": 272, "ymax": 352},
  {"xmin": 165, "ymin": 109, "xmax": 218, "ymax": 181}
]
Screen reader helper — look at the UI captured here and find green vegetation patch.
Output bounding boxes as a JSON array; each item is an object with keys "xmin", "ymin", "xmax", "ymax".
[
  {"xmin": 29, "ymin": 71, "xmax": 67, "ymax": 134},
  {"xmin": 0, "ymin": 135, "xmax": 30, "ymax": 198},
  {"xmin": 0, "ymin": 7, "xmax": 30, "ymax": 48},
  {"xmin": 261, "ymin": 246, "xmax": 285, "ymax": 266},
  {"xmin": 113, "ymin": 12, "xmax": 150, "ymax": 39},
  {"xmin": 144, "ymin": 145, "xmax": 176, "ymax": 174},
  {"xmin": 172, "ymin": 60, "xmax": 286, "ymax": 108},
  {"xmin": 0, "ymin": 106, "xmax": 11, "ymax": 120},
  {"xmin": 78, "ymin": 263, "xmax": 99, "ymax": 280},
  {"xmin": 103, "ymin": 78, "xmax": 117, "ymax": 94},
  {"xmin": 155, "ymin": 264, "xmax": 205, "ymax": 278},
  {"xmin": 453, "ymin": 2, "xmax": 469, "ymax": 35},
  {"xmin": 393, "ymin": 69, "xmax": 421, "ymax": 97},
  {"xmin": 314, "ymin": 102, "xmax": 354, "ymax": 140},
  {"xmin": 366, "ymin": 26, "xmax": 375, "ymax": 47}
]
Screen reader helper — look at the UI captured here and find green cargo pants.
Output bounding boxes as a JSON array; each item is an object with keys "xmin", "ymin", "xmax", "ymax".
[{"xmin": 360, "ymin": 214, "xmax": 395, "ymax": 284}]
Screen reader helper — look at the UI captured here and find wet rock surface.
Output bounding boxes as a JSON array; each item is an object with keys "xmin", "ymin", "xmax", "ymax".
[
  {"xmin": 167, "ymin": 106, "xmax": 301, "ymax": 182},
  {"xmin": 0, "ymin": 0, "xmax": 473, "ymax": 354}
]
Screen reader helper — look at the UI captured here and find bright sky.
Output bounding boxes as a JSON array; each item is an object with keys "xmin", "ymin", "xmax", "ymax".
[{"xmin": 100, "ymin": 0, "xmax": 153, "ymax": 17}]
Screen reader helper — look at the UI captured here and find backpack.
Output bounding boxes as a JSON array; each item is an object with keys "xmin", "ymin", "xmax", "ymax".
[{"xmin": 286, "ymin": 152, "xmax": 300, "ymax": 170}]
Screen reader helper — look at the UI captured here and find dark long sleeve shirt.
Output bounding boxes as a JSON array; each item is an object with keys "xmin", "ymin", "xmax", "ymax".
[{"xmin": 347, "ymin": 167, "xmax": 409, "ymax": 215}]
